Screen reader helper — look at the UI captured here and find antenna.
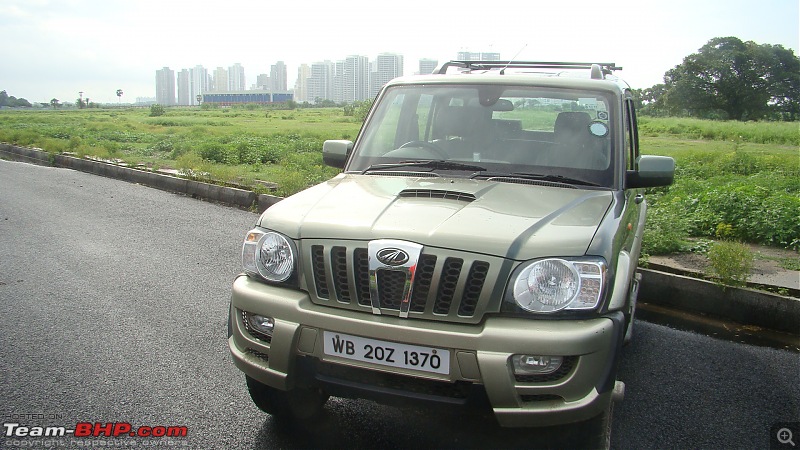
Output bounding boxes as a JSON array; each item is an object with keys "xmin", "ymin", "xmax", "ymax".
[{"xmin": 500, "ymin": 44, "xmax": 528, "ymax": 75}]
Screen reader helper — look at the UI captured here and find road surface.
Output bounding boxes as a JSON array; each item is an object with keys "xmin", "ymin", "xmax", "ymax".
[{"xmin": 1, "ymin": 159, "xmax": 797, "ymax": 449}]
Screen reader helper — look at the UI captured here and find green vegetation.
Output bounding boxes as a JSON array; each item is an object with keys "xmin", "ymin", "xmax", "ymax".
[
  {"xmin": 635, "ymin": 37, "xmax": 799, "ymax": 121},
  {"xmin": 0, "ymin": 107, "xmax": 797, "ymax": 255},
  {"xmin": 641, "ymin": 125, "xmax": 799, "ymax": 253},
  {"xmin": 707, "ymin": 241, "xmax": 754, "ymax": 286},
  {"xmin": 0, "ymin": 106, "xmax": 362, "ymax": 196}
]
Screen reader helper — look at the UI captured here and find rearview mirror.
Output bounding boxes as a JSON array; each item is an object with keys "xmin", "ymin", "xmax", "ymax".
[
  {"xmin": 626, "ymin": 155, "xmax": 675, "ymax": 188},
  {"xmin": 322, "ymin": 140, "xmax": 353, "ymax": 169}
]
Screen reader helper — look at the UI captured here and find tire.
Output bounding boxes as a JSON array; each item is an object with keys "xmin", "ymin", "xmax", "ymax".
[{"xmin": 245, "ymin": 375, "xmax": 329, "ymax": 421}]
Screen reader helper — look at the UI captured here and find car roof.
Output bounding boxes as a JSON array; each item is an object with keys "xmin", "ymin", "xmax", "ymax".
[{"xmin": 387, "ymin": 60, "xmax": 631, "ymax": 95}]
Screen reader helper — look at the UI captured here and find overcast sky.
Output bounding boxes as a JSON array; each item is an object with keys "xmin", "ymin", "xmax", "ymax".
[{"xmin": 1, "ymin": 0, "xmax": 798, "ymax": 104}]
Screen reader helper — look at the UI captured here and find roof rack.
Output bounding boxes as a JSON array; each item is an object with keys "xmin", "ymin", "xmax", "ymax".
[{"xmin": 435, "ymin": 61, "xmax": 622, "ymax": 79}]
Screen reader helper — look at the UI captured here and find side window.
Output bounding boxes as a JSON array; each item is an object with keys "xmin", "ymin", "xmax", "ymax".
[{"xmin": 624, "ymin": 97, "xmax": 639, "ymax": 170}]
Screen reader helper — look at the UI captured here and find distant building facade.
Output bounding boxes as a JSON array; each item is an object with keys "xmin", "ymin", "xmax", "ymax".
[
  {"xmin": 155, "ymin": 67, "xmax": 176, "ymax": 105},
  {"xmin": 308, "ymin": 61, "xmax": 334, "ymax": 103},
  {"xmin": 343, "ymin": 55, "xmax": 369, "ymax": 102},
  {"xmin": 177, "ymin": 69, "xmax": 191, "ymax": 105},
  {"xmin": 419, "ymin": 58, "xmax": 438, "ymax": 75},
  {"xmin": 255, "ymin": 74, "xmax": 270, "ymax": 90},
  {"xmin": 212, "ymin": 67, "xmax": 228, "ymax": 92},
  {"xmin": 191, "ymin": 65, "xmax": 209, "ymax": 105},
  {"xmin": 228, "ymin": 63, "xmax": 246, "ymax": 91},
  {"xmin": 270, "ymin": 61, "xmax": 287, "ymax": 92},
  {"xmin": 294, "ymin": 64, "xmax": 310, "ymax": 102},
  {"xmin": 200, "ymin": 91, "xmax": 293, "ymax": 105},
  {"xmin": 370, "ymin": 53, "xmax": 403, "ymax": 98}
]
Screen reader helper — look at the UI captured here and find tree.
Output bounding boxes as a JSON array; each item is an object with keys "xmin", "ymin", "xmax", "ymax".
[
  {"xmin": 50, "ymin": 98, "xmax": 60, "ymax": 109},
  {"xmin": 0, "ymin": 90, "xmax": 32, "ymax": 108},
  {"xmin": 149, "ymin": 103, "xmax": 165, "ymax": 117},
  {"xmin": 662, "ymin": 37, "xmax": 800, "ymax": 120},
  {"xmin": 116, "ymin": 89, "xmax": 123, "ymax": 104}
]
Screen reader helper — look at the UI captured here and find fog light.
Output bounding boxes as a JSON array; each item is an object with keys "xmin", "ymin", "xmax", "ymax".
[
  {"xmin": 511, "ymin": 355, "xmax": 564, "ymax": 375},
  {"xmin": 242, "ymin": 311, "xmax": 274, "ymax": 340}
]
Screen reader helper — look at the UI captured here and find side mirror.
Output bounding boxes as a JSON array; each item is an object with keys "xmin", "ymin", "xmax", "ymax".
[
  {"xmin": 626, "ymin": 155, "xmax": 675, "ymax": 188},
  {"xmin": 322, "ymin": 140, "xmax": 353, "ymax": 169}
]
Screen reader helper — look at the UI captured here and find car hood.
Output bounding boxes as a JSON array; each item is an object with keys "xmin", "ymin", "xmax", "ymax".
[{"xmin": 259, "ymin": 174, "xmax": 613, "ymax": 260}]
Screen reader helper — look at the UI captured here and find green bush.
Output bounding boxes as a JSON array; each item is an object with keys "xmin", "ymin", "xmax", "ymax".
[
  {"xmin": 149, "ymin": 104, "xmax": 165, "ymax": 117},
  {"xmin": 707, "ymin": 241, "xmax": 754, "ymax": 286}
]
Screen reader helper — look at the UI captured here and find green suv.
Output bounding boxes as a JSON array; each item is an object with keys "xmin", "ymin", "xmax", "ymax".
[{"xmin": 228, "ymin": 61, "xmax": 675, "ymax": 428}]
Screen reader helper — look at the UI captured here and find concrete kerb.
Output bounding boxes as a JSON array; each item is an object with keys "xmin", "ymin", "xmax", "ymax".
[
  {"xmin": 2, "ymin": 143, "xmax": 798, "ymax": 341},
  {"xmin": 638, "ymin": 269, "xmax": 799, "ymax": 336},
  {"xmin": 1, "ymin": 144, "xmax": 257, "ymax": 210}
]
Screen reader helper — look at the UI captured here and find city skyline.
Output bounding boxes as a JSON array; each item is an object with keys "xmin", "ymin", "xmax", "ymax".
[
  {"xmin": 1, "ymin": 0, "xmax": 797, "ymax": 104},
  {"xmin": 153, "ymin": 53, "xmax": 417, "ymax": 106}
]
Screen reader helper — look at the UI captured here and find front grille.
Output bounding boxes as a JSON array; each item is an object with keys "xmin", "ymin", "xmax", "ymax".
[{"xmin": 305, "ymin": 241, "xmax": 503, "ymax": 323}]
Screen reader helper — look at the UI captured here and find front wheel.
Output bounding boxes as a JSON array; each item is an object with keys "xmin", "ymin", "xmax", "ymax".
[{"xmin": 246, "ymin": 375, "xmax": 329, "ymax": 421}]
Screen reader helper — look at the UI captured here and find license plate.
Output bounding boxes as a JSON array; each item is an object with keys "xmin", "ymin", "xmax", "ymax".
[{"xmin": 323, "ymin": 331, "xmax": 450, "ymax": 375}]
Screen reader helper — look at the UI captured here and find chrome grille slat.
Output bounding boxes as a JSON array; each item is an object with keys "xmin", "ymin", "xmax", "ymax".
[{"xmin": 304, "ymin": 241, "xmax": 500, "ymax": 323}]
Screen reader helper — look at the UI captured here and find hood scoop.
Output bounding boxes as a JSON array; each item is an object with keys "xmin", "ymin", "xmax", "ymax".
[{"xmin": 398, "ymin": 188, "xmax": 477, "ymax": 203}]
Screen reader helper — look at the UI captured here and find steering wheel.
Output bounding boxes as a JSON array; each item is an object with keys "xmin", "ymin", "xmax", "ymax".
[{"xmin": 398, "ymin": 141, "xmax": 449, "ymax": 159}]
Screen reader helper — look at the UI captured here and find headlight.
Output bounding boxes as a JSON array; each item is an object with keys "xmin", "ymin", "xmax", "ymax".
[
  {"xmin": 509, "ymin": 258, "xmax": 605, "ymax": 313},
  {"xmin": 242, "ymin": 229, "xmax": 295, "ymax": 282}
]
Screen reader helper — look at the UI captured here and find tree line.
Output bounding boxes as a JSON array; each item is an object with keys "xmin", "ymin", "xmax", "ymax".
[
  {"xmin": 634, "ymin": 36, "xmax": 799, "ymax": 121},
  {"xmin": 0, "ymin": 90, "xmax": 32, "ymax": 108}
]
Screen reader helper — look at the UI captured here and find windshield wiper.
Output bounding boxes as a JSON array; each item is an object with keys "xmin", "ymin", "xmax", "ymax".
[
  {"xmin": 362, "ymin": 160, "xmax": 487, "ymax": 174},
  {"xmin": 471, "ymin": 172, "xmax": 600, "ymax": 187}
]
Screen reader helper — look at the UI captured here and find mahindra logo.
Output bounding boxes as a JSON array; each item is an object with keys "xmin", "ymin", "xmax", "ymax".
[{"xmin": 376, "ymin": 248, "xmax": 409, "ymax": 266}]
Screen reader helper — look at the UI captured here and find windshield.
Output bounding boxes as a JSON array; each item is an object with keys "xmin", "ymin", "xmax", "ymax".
[{"xmin": 348, "ymin": 84, "xmax": 616, "ymax": 187}]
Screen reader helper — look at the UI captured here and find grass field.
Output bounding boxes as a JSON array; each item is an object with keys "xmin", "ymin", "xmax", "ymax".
[{"xmin": 1, "ymin": 106, "xmax": 798, "ymax": 254}]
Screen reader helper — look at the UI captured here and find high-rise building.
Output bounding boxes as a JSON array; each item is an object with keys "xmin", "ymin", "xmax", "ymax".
[
  {"xmin": 342, "ymin": 55, "xmax": 369, "ymax": 102},
  {"xmin": 332, "ymin": 60, "xmax": 345, "ymax": 103},
  {"xmin": 228, "ymin": 63, "xmax": 246, "ymax": 91},
  {"xmin": 256, "ymin": 74, "xmax": 270, "ymax": 90},
  {"xmin": 294, "ymin": 64, "xmax": 310, "ymax": 102},
  {"xmin": 155, "ymin": 67, "xmax": 176, "ymax": 106},
  {"xmin": 308, "ymin": 61, "xmax": 334, "ymax": 103},
  {"xmin": 419, "ymin": 58, "xmax": 438, "ymax": 75},
  {"xmin": 177, "ymin": 69, "xmax": 191, "ymax": 106},
  {"xmin": 191, "ymin": 65, "xmax": 209, "ymax": 105},
  {"xmin": 213, "ymin": 67, "xmax": 228, "ymax": 92},
  {"xmin": 270, "ymin": 61, "xmax": 287, "ymax": 92},
  {"xmin": 370, "ymin": 53, "xmax": 403, "ymax": 98}
]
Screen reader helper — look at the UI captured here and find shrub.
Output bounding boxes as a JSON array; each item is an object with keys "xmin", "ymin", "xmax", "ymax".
[
  {"xmin": 149, "ymin": 104, "xmax": 165, "ymax": 117},
  {"xmin": 707, "ymin": 241, "xmax": 754, "ymax": 286}
]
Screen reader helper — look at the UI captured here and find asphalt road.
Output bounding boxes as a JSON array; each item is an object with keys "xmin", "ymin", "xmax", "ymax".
[{"xmin": 1, "ymin": 159, "xmax": 798, "ymax": 449}]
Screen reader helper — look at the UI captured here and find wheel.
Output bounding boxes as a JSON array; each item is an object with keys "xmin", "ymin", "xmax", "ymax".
[
  {"xmin": 399, "ymin": 140, "xmax": 450, "ymax": 159},
  {"xmin": 245, "ymin": 375, "xmax": 328, "ymax": 420}
]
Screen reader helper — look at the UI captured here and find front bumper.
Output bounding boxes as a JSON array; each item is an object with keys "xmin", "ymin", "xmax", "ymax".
[{"xmin": 229, "ymin": 275, "xmax": 624, "ymax": 427}]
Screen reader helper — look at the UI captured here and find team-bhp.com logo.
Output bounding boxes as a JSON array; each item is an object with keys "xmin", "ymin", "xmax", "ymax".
[{"xmin": 3, "ymin": 422, "xmax": 188, "ymax": 438}]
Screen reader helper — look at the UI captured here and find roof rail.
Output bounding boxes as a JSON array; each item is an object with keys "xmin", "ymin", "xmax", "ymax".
[{"xmin": 435, "ymin": 61, "xmax": 622, "ymax": 78}]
